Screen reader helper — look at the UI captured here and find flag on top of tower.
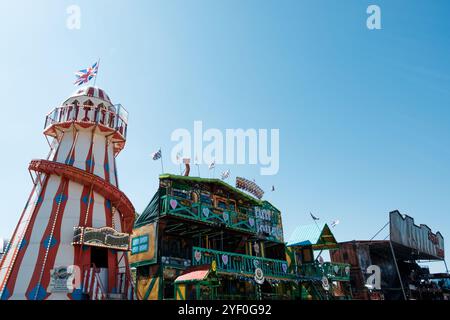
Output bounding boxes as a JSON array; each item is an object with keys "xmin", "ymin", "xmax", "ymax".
[{"xmin": 74, "ymin": 62, "xmax": 99, "ymax": 86}]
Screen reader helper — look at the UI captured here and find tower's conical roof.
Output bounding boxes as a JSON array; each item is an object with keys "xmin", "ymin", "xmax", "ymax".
[{"xmin": 68, "ymin": 86, "xmax": 113, "ymax": 104}]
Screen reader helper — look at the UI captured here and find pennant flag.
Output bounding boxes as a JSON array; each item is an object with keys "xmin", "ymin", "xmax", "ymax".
[
  {"xmin": 331, "ymin": 220, "xmax": 340, "ymax": 228},
  {"xmin": 151, "ymin": 149, "xmax": 162, "ymax": 160},
  {"xmin": 310, "ymin": 212, "xmax": 320, "ymax": 221},
  {"xmin": 74, "ymin": 62, "xmax": 99, "ymax": 86},
  {"xmin": 176, "ymin": 152, "xmax": 185, "ymax": 165},
  {"xmin": 221, "ymin": 170, "xmax": 230, "ymax": 180},
  {"xmin": 208, "ymin": 160, "xmax": 216, "ymax": 170},
  {"xmin": 271, "ymin": 185, "xmax": 275, "ymax": 192}
]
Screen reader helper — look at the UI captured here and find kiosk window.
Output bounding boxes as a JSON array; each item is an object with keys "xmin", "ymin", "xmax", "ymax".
[{"xmin": 131, "ymin": 235, "xmax": 149, "ymax": 255}]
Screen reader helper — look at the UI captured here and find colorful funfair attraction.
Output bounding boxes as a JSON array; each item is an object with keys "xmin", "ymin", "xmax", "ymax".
[
  {"xmin": 0, "ymin": 84, "xmax": 447, "ymax": 301},
  {"xmin": 130, "ymin": 173, "xmax": 296, "ymax": 300},
  {"xmin": 0, "ymin": 86, "xmax": 135, "ymax": 300},
  {"xmin": 129, "ymin": 166, "xmax": 353, "ymax": 300}
]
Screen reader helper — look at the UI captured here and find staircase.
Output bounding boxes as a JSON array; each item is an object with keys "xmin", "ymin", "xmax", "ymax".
[
  {"xmin": 83, "ymin": 266, "xmax": 107, "ymax": 300},
  {"xmin": 301, "ymin": 280, "xmax": 330, "ymax": 300},
  {"xmin": 82, "ymin": 266, "xmax": 136, "ymax": 300},
  {"xmin": 107, "ymin": 293, "xmax": 126, "ymax": 300}
]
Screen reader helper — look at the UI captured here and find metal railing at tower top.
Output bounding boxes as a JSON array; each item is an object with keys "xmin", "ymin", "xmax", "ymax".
[{"xmin": 43, "ymin": 103, "xmax": 129, "ymax": 139}]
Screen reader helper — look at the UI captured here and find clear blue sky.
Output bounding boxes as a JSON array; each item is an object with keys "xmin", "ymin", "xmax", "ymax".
[{"xmin": 1, "ymin": 0, "xmax": 449, "ymax": 271}]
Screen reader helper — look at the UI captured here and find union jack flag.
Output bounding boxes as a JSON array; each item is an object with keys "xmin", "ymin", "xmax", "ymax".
[{"xmin": 74, "ymin": 62, "xmax": 99, "ymax": 86}]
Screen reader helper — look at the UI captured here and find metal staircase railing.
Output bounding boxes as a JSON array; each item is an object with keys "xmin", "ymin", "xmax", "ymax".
[
  {"xmin": 302, "ymin": 280, "xmax": 329, "ymax": 300},
  {"xmin": 83, "ymin": 264, "xmax": 107, "ymax": 300},
  {"xmin": 116, "ymin": 266, "xmax": 136, "ymax": 300}
]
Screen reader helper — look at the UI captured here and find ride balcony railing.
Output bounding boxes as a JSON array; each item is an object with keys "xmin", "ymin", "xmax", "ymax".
[
  {"xmin": 299, "ymin": 262, "xmax": 351, "ymax": 281},
  {"xmin": 161, "ymin": 195, "xmax": 257, "ymax": 233},
  {"xmin": 192, "ymin": 247, "xmax": 294, "ymax": 279},
  {"xmin": 44, "ymin": 104, "xmax": 129, "ymax": 139}
]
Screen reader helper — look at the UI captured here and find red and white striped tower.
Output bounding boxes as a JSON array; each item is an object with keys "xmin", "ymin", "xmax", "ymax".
[{"xmin": 0, "ymin": 87, "xmax": 135, "ymax": 300}]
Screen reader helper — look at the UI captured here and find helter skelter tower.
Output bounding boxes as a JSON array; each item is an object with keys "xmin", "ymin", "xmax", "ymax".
[{"xmin": 0, "ymin": 87, "xmax": 135, "ymax": 300}]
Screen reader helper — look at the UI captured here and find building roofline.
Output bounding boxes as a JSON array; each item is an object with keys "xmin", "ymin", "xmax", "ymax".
[
  {"xmin": 159, "ymin": 174, "xmax": 278, "ymax": 210},
  {"xmin": 338, "ymin": 240, "xmax": 390, "ymax": 245}
]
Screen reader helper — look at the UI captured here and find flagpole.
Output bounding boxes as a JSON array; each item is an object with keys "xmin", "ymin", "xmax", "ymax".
[
  {"xmin": 177, "ymin": 153, "xmax": 182, "ymax": 175},
  {"xmin": 310, "ymin": 212, "xmax": 321, "ymax": 232},
  {"xmin": 160, "ymin": 147, "xmax": 164, "ymax": 174},
  {"xmin": 195, "ymin": 158, "xmax": 200, "ymax": 177},
  {"xmin": 310, "ymin": 211, "xmax": 323, "ymax": 263},
  {"xmin": 93, "ymin": 58, "xmax": 101, "ymax": 87},
  {"xmin": 313, "ymin": 219, "xmax": 319, "ymax": 230},
  {"xmin": 313, "ymin": 219, "xmax": 320, "ymax": 232}
]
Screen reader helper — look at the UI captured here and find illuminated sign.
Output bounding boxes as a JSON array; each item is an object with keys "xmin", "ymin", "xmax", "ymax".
[
  {"xmin": 72, "ymin": 226, "xmax": 130, "ymax": 251},
  {"xmin": 236, "ymin": 177, "xmax": 264, "ymax": 199}
]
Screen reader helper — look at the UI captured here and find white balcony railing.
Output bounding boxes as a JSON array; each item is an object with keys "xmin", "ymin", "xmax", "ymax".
[{"xmin": 44, "ymin": 104, "xmax": 128, "ymax": 139}]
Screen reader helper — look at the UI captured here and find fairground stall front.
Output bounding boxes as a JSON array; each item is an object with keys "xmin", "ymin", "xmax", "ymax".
[
  {"xmin": 286, "ymin": 223, "xmax": 352, "ymax": 300},
  {"xmin": 129, "ymin": 174, "xmax": 297, "ymax": 300},
  {"xmin": 331, "ymin": 211, "xmax": 447, "ymax": 300}
]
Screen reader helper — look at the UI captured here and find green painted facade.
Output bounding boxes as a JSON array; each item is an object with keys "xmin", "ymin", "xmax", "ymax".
[{"xmin": 131, "ymin": 174, "xmax": 351, "ymax": 300}]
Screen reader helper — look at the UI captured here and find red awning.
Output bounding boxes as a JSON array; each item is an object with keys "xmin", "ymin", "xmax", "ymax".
[{"xmin": 175, "ymin": 267, "xmax": 210, "ymax": 283}]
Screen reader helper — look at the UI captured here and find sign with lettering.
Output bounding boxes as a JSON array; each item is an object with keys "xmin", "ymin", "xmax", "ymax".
[
  {"xmin": 254, "ymin": 206, "xmax": 283, "ymax": 242},
  {"xmin": 49, "ymin": 265, "xmax": 80, "ymax": 293},
  {"xmin": 390, "ymin": 211, "xmax": 445, "ymax": 260},
  {"xmin": 366, "ymin": 265, "xmax": 381, "ymax": 290},
  {"xmin": 236, "ymin": 177, "xmax": 264, "ymax": 199},
  {"xmin": 255, "ymin": 207, "xmax": 273, "ymax": 221},
  {"xmin": 72, "ymin": 226, "xmax": 130, "ymax": 251}
]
